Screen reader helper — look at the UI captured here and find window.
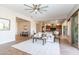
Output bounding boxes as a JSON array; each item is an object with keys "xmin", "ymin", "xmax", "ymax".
[{"xmin": 0, "ymin": 18, "xmax": 10, "ymax": 31}]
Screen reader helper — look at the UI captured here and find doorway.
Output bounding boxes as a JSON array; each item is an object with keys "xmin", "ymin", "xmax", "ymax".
[{"xmin": 16, "ymin": 17, "xmax": 30, "ymax": 42}]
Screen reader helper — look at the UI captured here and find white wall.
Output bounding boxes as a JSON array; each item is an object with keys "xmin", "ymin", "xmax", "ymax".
[
  {"xmin": 30, "ymin": 21, "xmax": 36, "ymax": 35},
  {"xmin": 67, "ymin": 20, "xmax": 71, "ymax": 36},
  {"xmin": 0, "ymin": 7, "xmax": 16, "ymax": 44},
  {"xmin": 0, "ymin": 6, "xmax": 36, "ymax": 44}
]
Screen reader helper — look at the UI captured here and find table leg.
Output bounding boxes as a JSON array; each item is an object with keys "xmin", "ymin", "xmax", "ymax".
[
  {"xmin": 45, "ymin": 39, "xmax": 46, "ymax": 43},
  {"xmin": 43, "ymin": 39, "xmax": 44, "ymax": 45},
  {"xmin": 59, "ymin": 38, "xmax": 60, "ymax": 43},
  {"xmin": 54, "ymin": 37, "xmax": 56, "ymax": 42},
  {"xmin": 35, "ymin": 39, "xmax": 37, "ymax": 42},
  {"xmin": 33, "ymin": 38, "xmax": 34, "ymax": 43}
]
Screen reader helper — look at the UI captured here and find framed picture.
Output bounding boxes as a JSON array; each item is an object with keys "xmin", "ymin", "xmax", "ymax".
[{"xmin": 0, "ymin": 18, "xmax": 10, "ymax": 31}]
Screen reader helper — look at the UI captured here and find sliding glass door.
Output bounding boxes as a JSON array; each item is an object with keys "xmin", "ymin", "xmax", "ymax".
[{"xmin": 71, "ymin": 14, "xmax": 78, "ymax": 47}]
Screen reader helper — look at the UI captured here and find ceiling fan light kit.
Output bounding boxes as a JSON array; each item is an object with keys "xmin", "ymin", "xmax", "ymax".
[{"xmin": 24, "ymin": 4, "xmax": 48, "ymax": 14}]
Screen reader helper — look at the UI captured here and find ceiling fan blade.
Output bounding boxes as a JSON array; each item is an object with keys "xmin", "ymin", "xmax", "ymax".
[
  {"xmin": 40, "ymin": 10, "xmax": 47, "ymax": 11},
  {"xmin": 30, "ymin": 10, "xmax": 34, "ymax": 13},
  {"xmin": 25, "ymin": 9, "xmax": 32, "ymax": 10},
  {"xmin": 38, "ymin": 10, "xmax": 42, "ymax": 14},
  {"xmin": 40, "ymin": 6, "xmax": 48, "ymax": 9},
  {"xmin": 38, "ymin": 4, "xmax": 41, "ymax": 7},
  {"xmin": 24, "ymin": 4, "xmax": 33, "ymax": 8}
]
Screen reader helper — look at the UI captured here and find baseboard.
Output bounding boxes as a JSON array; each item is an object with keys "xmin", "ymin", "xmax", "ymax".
[{"xmin": 0, "ymin": 40, "xmax": 15, "ymax": 45}]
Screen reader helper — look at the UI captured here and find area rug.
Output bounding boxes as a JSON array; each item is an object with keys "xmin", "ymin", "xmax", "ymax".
[{"xmin": 12, "ymin": 39, "xmax": 60, "ymax": 55}]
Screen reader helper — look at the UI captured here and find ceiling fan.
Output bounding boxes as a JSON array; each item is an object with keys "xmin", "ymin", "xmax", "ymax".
[{"xmin": 24, "ymin": 4, "xmax": 48, "ymax": 14}]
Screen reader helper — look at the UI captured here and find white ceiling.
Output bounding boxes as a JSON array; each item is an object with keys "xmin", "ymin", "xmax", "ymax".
[{"xmin": 0, "ymin": 4, "xmax": 76, "ymax": 22}]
